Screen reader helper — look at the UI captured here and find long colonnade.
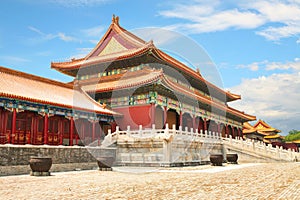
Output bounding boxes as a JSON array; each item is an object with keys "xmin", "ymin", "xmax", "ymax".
[
  {"xmin": 0, "ymin": 107, "xmax": 108, "ymax": 146},
  {"xmin": 153, "ymin": 104, "xmax": 243, "ymax": 139}
]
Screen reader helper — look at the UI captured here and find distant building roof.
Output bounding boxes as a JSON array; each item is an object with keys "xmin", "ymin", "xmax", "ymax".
[
  {"xmin": 264, "ymin": 134, "xmax": 282, "ymax": 139},
  {"xmin": 243, "ymin": 119, "xmax": 281, "ymax": 137},
  {"xmin": 253, "ymin": 119, "xmax": 281, "ymax": 133}
]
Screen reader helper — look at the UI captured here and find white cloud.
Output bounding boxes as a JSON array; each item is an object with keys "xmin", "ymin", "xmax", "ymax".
[
  {"xmin": 57, "ymin": 32, "xmax": 77, "ymax": 42},
  {"xmin": 132, "ymin": 28, "xmax": 181, "ymax": 46},
  {"xmin": 88, "ymin": 40, "xmax": 99, "ymax": 44},
  {"xmin": 248, "ymin": 1, "xmax": 300, "ymax": 22},
  {"xmin": 28, "ymin": 26, "xmax": 79, "ymax": 43},
  {"xmin": 0, "ymin": 56, "xmax": 30, "ymax": 64},
  {"xmin": 159, "ymin": 0, "xmax": 300, "ymax": 41},
  {"xmin": 28, "ymin": 26, "xmax": 44, "ymax": 36},
  {"xmin": 229, "ymin": 60, "xmax": 300, "ymax": 134},
  {"xmin": 160, "ymin": 5, "xmax": 266, "ymax": 33},
  {"xmin": 159, "ymin": 3, "xmax": 218, "ymax": 21},
  {"xmin": 297, "ymin": 38, "xmax": 300, "ymax": 44},
  {"xmin": 237, "ymin": 60, "xmax": 269, "ymax": 71},
  {"xmin": 81, "ymin": 26, "xmax": 105, "ymax": 38},
  {"xmin": 48, "ymin": 0, "xmax": 111, "ymax": 7},
  {"xmin": 256, "ymin": 23, "xmax": 300, "ymax": 41},
  {"xmin": 238, "ymin": 59, "xmax": 300, "ymax": 71},
  {"xmin": 265, "ymin": 61, "xmax": 300, "ymax": 71},
  {"xmin": 70, "ymin": 47, "xmax": 93, "ymax": 59}
]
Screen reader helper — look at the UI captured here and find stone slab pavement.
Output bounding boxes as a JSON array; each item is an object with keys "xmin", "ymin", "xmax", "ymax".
[{"xmin": 0, "ymin": 162, "xmax": 299, "ymax": 199}]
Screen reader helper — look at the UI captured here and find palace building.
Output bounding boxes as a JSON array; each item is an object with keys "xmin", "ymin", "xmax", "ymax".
[
  {"xmin": 51, "ymin": 16, "xmax": 255, "ymax": 137},
  {"xmin": 0, "ymin": 66, "xmax": 118, "ymax": 146},
  {"xmin": 0, "ymin": 16, "xmax": 255, "ymax": 146},
  {"xmin": 243, "ymin": 119, "xmax": 281, "ymax": 143}
]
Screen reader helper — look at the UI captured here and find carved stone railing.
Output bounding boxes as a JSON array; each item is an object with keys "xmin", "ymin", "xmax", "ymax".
[
  {"xmin": 102, "ymin": 126, "xmax": 300, "ymax": 163},
  {"xmin": 101, "ymin": 123, "xmax": 222, "ymax": 148},
  {"xmin": 223, "ymin": 135, "xmax": 300, "ymax": 162},
  {"xmin": 101, "ymin": 124, "xmax": 223, "ymax": 166}
]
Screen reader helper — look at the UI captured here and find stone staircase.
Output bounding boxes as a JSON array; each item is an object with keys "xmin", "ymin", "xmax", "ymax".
[{"xmin": 223, "ymin": 136, "xmax": 300, "ymax": 162}]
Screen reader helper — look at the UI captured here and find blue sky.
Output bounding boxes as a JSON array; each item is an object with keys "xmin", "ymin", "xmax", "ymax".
[{"xmin": 1, "ymin": 0, "xmax": 300, "ymax": 134}]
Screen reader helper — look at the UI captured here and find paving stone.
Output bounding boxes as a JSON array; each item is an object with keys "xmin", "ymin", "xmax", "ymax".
[{"xmin": 0, "ymin": 162, "xmax": 299, "ymax": 199}]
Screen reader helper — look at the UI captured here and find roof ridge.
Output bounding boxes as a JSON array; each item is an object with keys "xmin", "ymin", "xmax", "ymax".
[
  {"xmin": 85, "ymin": 15, "xmax": 147, "ymax": 60},
  {"xmin": 0, "ymin": 66, "xmax": 73, "ymax": 89}
]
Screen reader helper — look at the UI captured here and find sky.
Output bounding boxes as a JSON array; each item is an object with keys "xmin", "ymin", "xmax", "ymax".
[{"xmin": 1, "ymin": 0, "xmax": 300, "ymax": 135}]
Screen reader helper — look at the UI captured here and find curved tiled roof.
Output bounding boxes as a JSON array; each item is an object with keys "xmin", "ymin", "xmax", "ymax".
[
  {"xmin": 0, "ymin": 66, "xmax": 119, "ymax": 116},
  {"xmin": 253, "ymin": 119, "xmax": 281, "ymax": 133},
  {"xmin": 51, "ymin": 16, "xmax": 240, "ymax": 102},
  {"xmin": 264, "ymin": 134, "xmax": 282, "ymax": 139},
  {"xmin": 79, "ymin": 67, "xmax": 255, "ymax": 121},
  {"xmin": 160, "ymin": 75, "xmax": 255, "ymax": 121},
  {"xmin": 243, "ymin": 120, "xmax": 281, "ymax": 136},
  {"xmin": 51, "ymin": 42, "xmax": 154, "ymax": 70},
  {"xmin": 81, "ymin": 67, "xmax": 163, "ymax": 93}
]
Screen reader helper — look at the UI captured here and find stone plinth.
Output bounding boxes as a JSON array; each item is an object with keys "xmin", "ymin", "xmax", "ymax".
[{"xmin": 115, "ymin": 134, "xmax": 223, "ymax": 167}]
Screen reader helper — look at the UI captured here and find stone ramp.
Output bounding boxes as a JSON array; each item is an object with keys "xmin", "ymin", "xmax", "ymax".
[{"xmin": 223, "ymin": 136, "xmax": 300, "ymax": 162}]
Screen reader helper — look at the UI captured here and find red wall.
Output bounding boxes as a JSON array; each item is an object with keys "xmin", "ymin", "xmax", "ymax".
[{"xmin": 113, "ymin": 105, "xmax": 152, "ymax": 130}]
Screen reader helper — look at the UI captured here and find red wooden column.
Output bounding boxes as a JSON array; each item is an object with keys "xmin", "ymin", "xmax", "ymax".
[
  {"xmin": 32, "ymin": 116, "xmax": 36, "ymax": 144},
  {"xmin": 92, "ymin": 121, "xmax": 96, "ymax": 141},
  {"xmin": 78, "ymin": 121, "xmax": 84, "ymax": 145},
  {"xmin": 151, "ymin": 103, "xmax": 155, "ymax": 126},
  {"xmin": 28, "ymin": 115, "xmax": 35, "ymax": 145},
  {"xmin": 69, "ymin": 117, "xmax": 74, "ymax": 146},
  {"xmin": 179, "ymin": 111, "xmax": 183, "ymax": 127},
  {"xmin": 163, "ymin": 106, "xmax": 167, "ymax": 127},
  {"xmin": 198, "ymin": 118, "xmax": 203, "ymax": 133},
  {"xmin": 98, "ymin": 122, "xmax": 102, "ymax": 145},
  {"xmin": 10, "ymin": 108, "xmax": 17, "ymax": 144},
  {"xmin": 59, "ymin": 119, "xmax": 63, "ymax": 145},
  {"xmin": 203, "ymin": 118, "xmax": 207, "ymax": 133},
  {"xmin": 34, "ymin": 116, "xmax": 39, "ymax": 145},
  {"xmin": 238, "ymin": 128, "xmax": 242, "ymax": 138},
  {"xmin": 217, "ymin": 123, "xmax": 221, "ymax": 136},
  {"xmin": 110, "ymin": 121, "xmax": 116, "ymax": 133},
  {"xmin": 225, "ymin": 125, "xmax": 229, "ymax": 137},
  {"xmin": 192, "ymin": 115, "xmax": 196, "ymax": 131},
  {"xmin": 43, "ymin": 113, "xmax": 48, "ymax": 145},
  {"xmin": 0, "ymin": 110, "xmax": 2, "ymax": 143},
  {"xmin": 3, "ymin": 111, "xmax": 8, "ymax": 143},
  {"xmin": 0, "ymin": 110, "xmax": 4, "ymax": 144},
  {"xmin": 231, "ymin": 126, "xmax": 235, "ymax": 138}
]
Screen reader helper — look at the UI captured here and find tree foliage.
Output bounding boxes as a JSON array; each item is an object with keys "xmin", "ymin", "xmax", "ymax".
[{"xmin": 284, "ymin": 130, "xmax": 300, "ymax": 141}]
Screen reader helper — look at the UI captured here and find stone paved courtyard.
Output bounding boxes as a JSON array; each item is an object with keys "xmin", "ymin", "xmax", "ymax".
[{"xmin": 0, "ymin": 162, "xmax": 299, "ymax": 199}]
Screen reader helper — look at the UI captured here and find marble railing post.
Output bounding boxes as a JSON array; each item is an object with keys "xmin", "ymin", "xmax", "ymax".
[
  {"xmin": 165, "ymin": 124, "xmax": 169, "ymax": 133},
  {"xmin": 139, "ymin": 125, "xmax": 142, "ymax": 136},
  {"xmin": 179, "ymin": 125, "xmax": 182, "ymax": 135},
  {"xmin": 151, "ymin": 124, "xmax": 156, "ymax": 135},
  {"xmin": 172, "ymin": 124, "xmax": 176, "ymax": 132},
  {"xmin": 163, "ymin": 139, "xmax": 171, "ymax": 164}
]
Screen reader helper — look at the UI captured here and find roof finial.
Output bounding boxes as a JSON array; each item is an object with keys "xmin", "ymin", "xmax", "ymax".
[
  {"xmin": 112, "ymin": 14, "xmax": 119, "ymax": 25},
  {"xmin": 196, "ymin": 67, "xmax": 201, "ymax": 75}
]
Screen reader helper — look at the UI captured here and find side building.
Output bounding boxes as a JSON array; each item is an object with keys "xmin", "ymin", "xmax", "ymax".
[
  {"xmin": 0, "ymin": 66, "xmax": 119, "ymax": 146},
  {"xmin": 243, "ymin": 119, "xmax": 282, "ymax": 143},
  {"xmin": 51, "ymin": 16, "xmax": 256, "ymax": 138}
]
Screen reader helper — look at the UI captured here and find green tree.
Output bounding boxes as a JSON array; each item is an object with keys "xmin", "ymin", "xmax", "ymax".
[{"xmin": 285, "ymin": 130, "xmax": 300, "ymax": 142}]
